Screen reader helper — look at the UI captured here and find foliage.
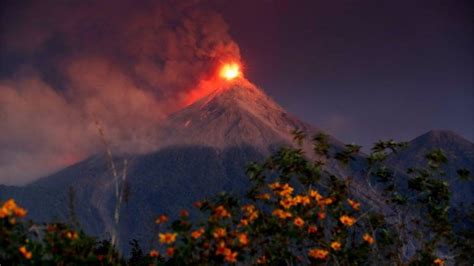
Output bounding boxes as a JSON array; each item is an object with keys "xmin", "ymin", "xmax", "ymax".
[{"xmin": 0, "ymin": 132, "xmax": 472, "ymax": 265}]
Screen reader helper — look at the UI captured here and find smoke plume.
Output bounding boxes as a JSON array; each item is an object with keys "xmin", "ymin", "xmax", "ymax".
[{"xmin": 0, "ymin": 0, "xmax": 241, "ymax": 185}]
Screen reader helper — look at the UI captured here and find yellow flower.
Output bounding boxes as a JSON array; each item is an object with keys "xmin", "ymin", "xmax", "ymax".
[
  {"xmin": 308, "ymin": 248, "xmax": 328, "ymax": 260},
  {"xmin": 339, "ymin": 215, "xmax": 356, "ymax": 226},
  {"xmin": 294, "ymin": 195, "xmax": 311, "ymax": 206},
  {"xmin": 159, "ymin": 232, "xmax": 177, "ymax": 244},
  {"xmin": 155, "ymin": 214, "xmax": 168, "ymax": 224},
  {"xmin": 214, "ymin": 205, "xmax": 231, "ymax": 218},
  {"xmin": 280, "ymin": 198, "xmax": 297, "ymax": 209},
  {"xmin": 272, "ymin": 209, "xmax": 292, "ymax": 219},
  {"xmin": 279, "ymin": 183, "xmax": 294, "ymax": 197},
  {"xmin": 213, "ymin": 227, "xmax": 227, "ymax": 238},
  {"xmin": 433, "ymin": 258, "xmax": 444, "ymax": 265},
  {"xmin": 149, "ymin": 249, "xmax": 159, "ymax": 257},
  {"xmin": 321, "ymin": 198, "xmax": 334, "ymax": 206},
  {"xmin": 13, "ymin": 207, "xmax": 27, "ymax": 218},
  {"xmin": 363, "ymin": 233, "xmax": 375, "ymax": 245},
  {"xmin": 347, "ymin": 199, "xmax": 361, "ymax": 211},
  {"xmin": 19, "ymin": 246, "xmax": 32, "ymax": 260},
  {"xmin": 309, "ymin": 189, "xmax": 323, "ymax": 202},
  {"xmin": 330, "ymin": 241, "xmax": 342, "ymax": 251},
  {"xmin": 4, "ymin": 199, "xmax": 17, "ymax": 211},
  {"xmin": 269, "ymin": 182, "xmax": 282, "ymax": 190},
  {"xmin": 0, "ymin": 207, "xmax": 8, "ymax": 218},
  {"xmin": 191, "ymin": 227, "xmax": 205, "ymax": 239},
  {"xmin": 242, "ymin": 204, "xmax": 256, "ymax": 214},
  {"xmin": 293, "ymin": 217, "xmax": 305, "ymax": 227},
  {"xmin": 66, "ymin": 231, "xmax": 78, "ymax": 240},
  {"xmin": 238, "ymin": 233, "xmax": 249, "ymax": 246}
]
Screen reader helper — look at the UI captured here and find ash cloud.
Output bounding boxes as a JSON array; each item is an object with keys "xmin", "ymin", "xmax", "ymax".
[{"xmin": 0, "ymin": 0, "xmax": 240, "ymax": 185}]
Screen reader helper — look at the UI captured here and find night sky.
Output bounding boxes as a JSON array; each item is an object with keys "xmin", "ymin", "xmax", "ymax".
[
  {"xmin": 0, "ymin": 0, "xmax": 472, "ymax": 184},
  {"xmin": 213, "ymin": 0, "xmax": 473, "ymax": 146}
]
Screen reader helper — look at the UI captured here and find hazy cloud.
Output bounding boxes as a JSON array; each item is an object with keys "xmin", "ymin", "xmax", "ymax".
[{"xmin": 0, "ymin": 0, "xmax": 241, "ymax": 184}]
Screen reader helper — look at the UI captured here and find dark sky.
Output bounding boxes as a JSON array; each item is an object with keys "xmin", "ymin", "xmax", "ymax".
[
  {"xmin": 213, "ymin": 0, "xmax": 473, "ymax": 146},
  {"xmin": 0, "ymin": 0, "xmax": 472, "ymax": 184}
]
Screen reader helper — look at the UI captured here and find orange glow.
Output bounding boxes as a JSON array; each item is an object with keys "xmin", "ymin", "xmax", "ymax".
[{"xmin": 219, "ymin": 63, "xmax": 240, "ymax": 80}]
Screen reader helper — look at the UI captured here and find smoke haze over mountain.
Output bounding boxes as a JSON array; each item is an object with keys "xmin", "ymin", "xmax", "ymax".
[{"xmin": 0, "ymin": 0, "xmax": 240, "ymax": 184}]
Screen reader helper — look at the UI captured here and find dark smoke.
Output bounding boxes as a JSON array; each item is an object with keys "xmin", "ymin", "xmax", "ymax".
[{"xmin": 0, "ymin": 0, "xmax": 241, "ymax": 185}]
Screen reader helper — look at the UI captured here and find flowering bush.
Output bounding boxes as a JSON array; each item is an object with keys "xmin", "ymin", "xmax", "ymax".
[{"xmin": 147, "ymin": 133, "xmax": 472, "ymax": 265}]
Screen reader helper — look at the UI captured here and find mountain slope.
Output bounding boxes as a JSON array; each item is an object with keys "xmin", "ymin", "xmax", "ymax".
[
  {"xmin": 0, "ymin": 80, "xmax": 345, "ymax": 252},
  {"xmin": 387, "ymin": 130, "xmax": 474, "ymax": 206},
  {"xmin": 157, "ymin": 80, "xmax": 346, "ymax": 154}
]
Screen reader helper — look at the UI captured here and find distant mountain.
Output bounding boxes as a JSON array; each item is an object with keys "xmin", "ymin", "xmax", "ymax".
[{"xmin": 387, "ymin": 130, "xmax": 474, "ymax": 207}]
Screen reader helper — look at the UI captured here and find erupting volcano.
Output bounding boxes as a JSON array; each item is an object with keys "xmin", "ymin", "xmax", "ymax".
[{"xmin": 219, "ymin": 62, "xmax": 241, "ymax": 80}]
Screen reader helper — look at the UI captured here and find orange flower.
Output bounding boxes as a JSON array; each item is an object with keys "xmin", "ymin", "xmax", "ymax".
[
  {"xmin": 191, "ymin": 227, "xmax": 205, "ymax": 239},
  {"xmin": 256, "ymin": 255, "xmax": 267, "ymax": 264},
  {"xmin": 363, "ymin": 233, "xmax": 375, "ymax": 245},
  {"xmin": 308, "ymin": 248, "xmax": 328, "ymax": 260},
  {"xmin": 293, "ymin": 217, "xmax": 305, "ymax": 227},
  {"xmin": 318, "ymin": 212, "xmax": 326, "ymax": 219},
  {"xmin": 0, "ymin": 207, "xmax": 8, "ymax": 218},
  {"xmin": 279, "ymin": 184, "xmax": 294, "ymax": 197},
  {"xmin": 214, "ymin": 205, "xmax": 231, "ymax": 218},
  {"xmin": 213, "ymin": 228, "xmax": 227, "ymax": 238},
  {"xmin": 270, "ymin": 183, "xmax": 293, "ymax": 197},
  {"xmin": 215, "ymin": 241, "xmax": 228, "ymax": 256},
  {"xmin": 243, "ymin": 204, "xmax": 256, "ymax": 212},
  {"xmin": 309, "ymin": 189, "xmax": 323, "ymax": 202},
  {"xmin": 248, "ymin": 210, "xmax": 259, "ymax": 222},
  {"xmin": 294, "ymin": 195, "xmax": 311, "ymax": 206},
  {"xmin": 321, "ymin": 198, "xmax": 334, "ymax": 206},
  {"xmin": 308, "ymin": 225, "xmax": 318, "ymax": 233},
  {"xmin": 339, "ymin": 215, "xmax": 356, "ymax": 226},
  {"xmin": 193, "ymin": 201, "xmax": 203, "ymax": 208},
  {"xmin": 149, "ymin": 249, "xmax": 159, "ymax": 257},
  {"xmin": 66, "ymin": 231, "xmax": 78, "ymax": 240},
  {"xmin": 433, "ymin": 258, "xmax": 444, "ymax": 265},
  {"xmin": 225, "ymin": 250, "xmax": 238, "ymax": 263},
  {"xmin": 180, "ymin": 209, "xmax": 189, "ymax": 217},
  {"xmin": 155, "ymin": 214, "xmax": 168, "ymax": 224},
  {"xmin": 272, "ymin": 209, "xmax": 292, "ymax": 219},
  {"xmin": 166, "ymin": 247, "xmax": 175, "ymax": 257},
  {"xmin": 280, "ymin": 198, "xmax": 297, "ymax": 209},
  {"xmin": 239, "ymin": 219, "xmax": 249, "ymax": 227},
  {"xmin": 13, "ymin": 207, "xmax": 27, "ymax": 218},
  {"xmin": 3, "ymin": 199, "xmax": 17, "ymax": 211},
  {"xmin": 269, "ymin": 182, "xmax": 282, "ymax": 190},
  {"xmin": 19, "ymin": 246, "xmax": 32, "ymax": 260},
  {"xmin": 330, "ymin": 241, "xmax": 342, "ymax": 251},
  {"xmin": 159, "ymin": 232, "xmax": 177, "ymax": 244},
  {"xmin": 347, "ymin": 199, "xmax": 361, "ymax": 211},
  {"xmin": 238, "ymin": 233, "xmax": 249, "ymax": 246},
  {"xmin": 256, "ymin": 193, "xmax": 271, "ymax": 200}
]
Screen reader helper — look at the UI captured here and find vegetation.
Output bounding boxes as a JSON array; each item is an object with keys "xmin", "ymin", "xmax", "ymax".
[{"xmin": 0, "ymin": 132, "xmax": 472, "ymax": 265}]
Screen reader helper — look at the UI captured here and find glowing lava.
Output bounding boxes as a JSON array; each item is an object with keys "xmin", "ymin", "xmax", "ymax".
[{"xmin": 219, "ymin": 63, "xmax": 240, "ymax": 80}]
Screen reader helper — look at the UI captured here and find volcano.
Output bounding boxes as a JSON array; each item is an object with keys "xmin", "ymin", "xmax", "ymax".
[{"xmin": 0, "ymin": 81, "xmax": 346, "ymax": 252}]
